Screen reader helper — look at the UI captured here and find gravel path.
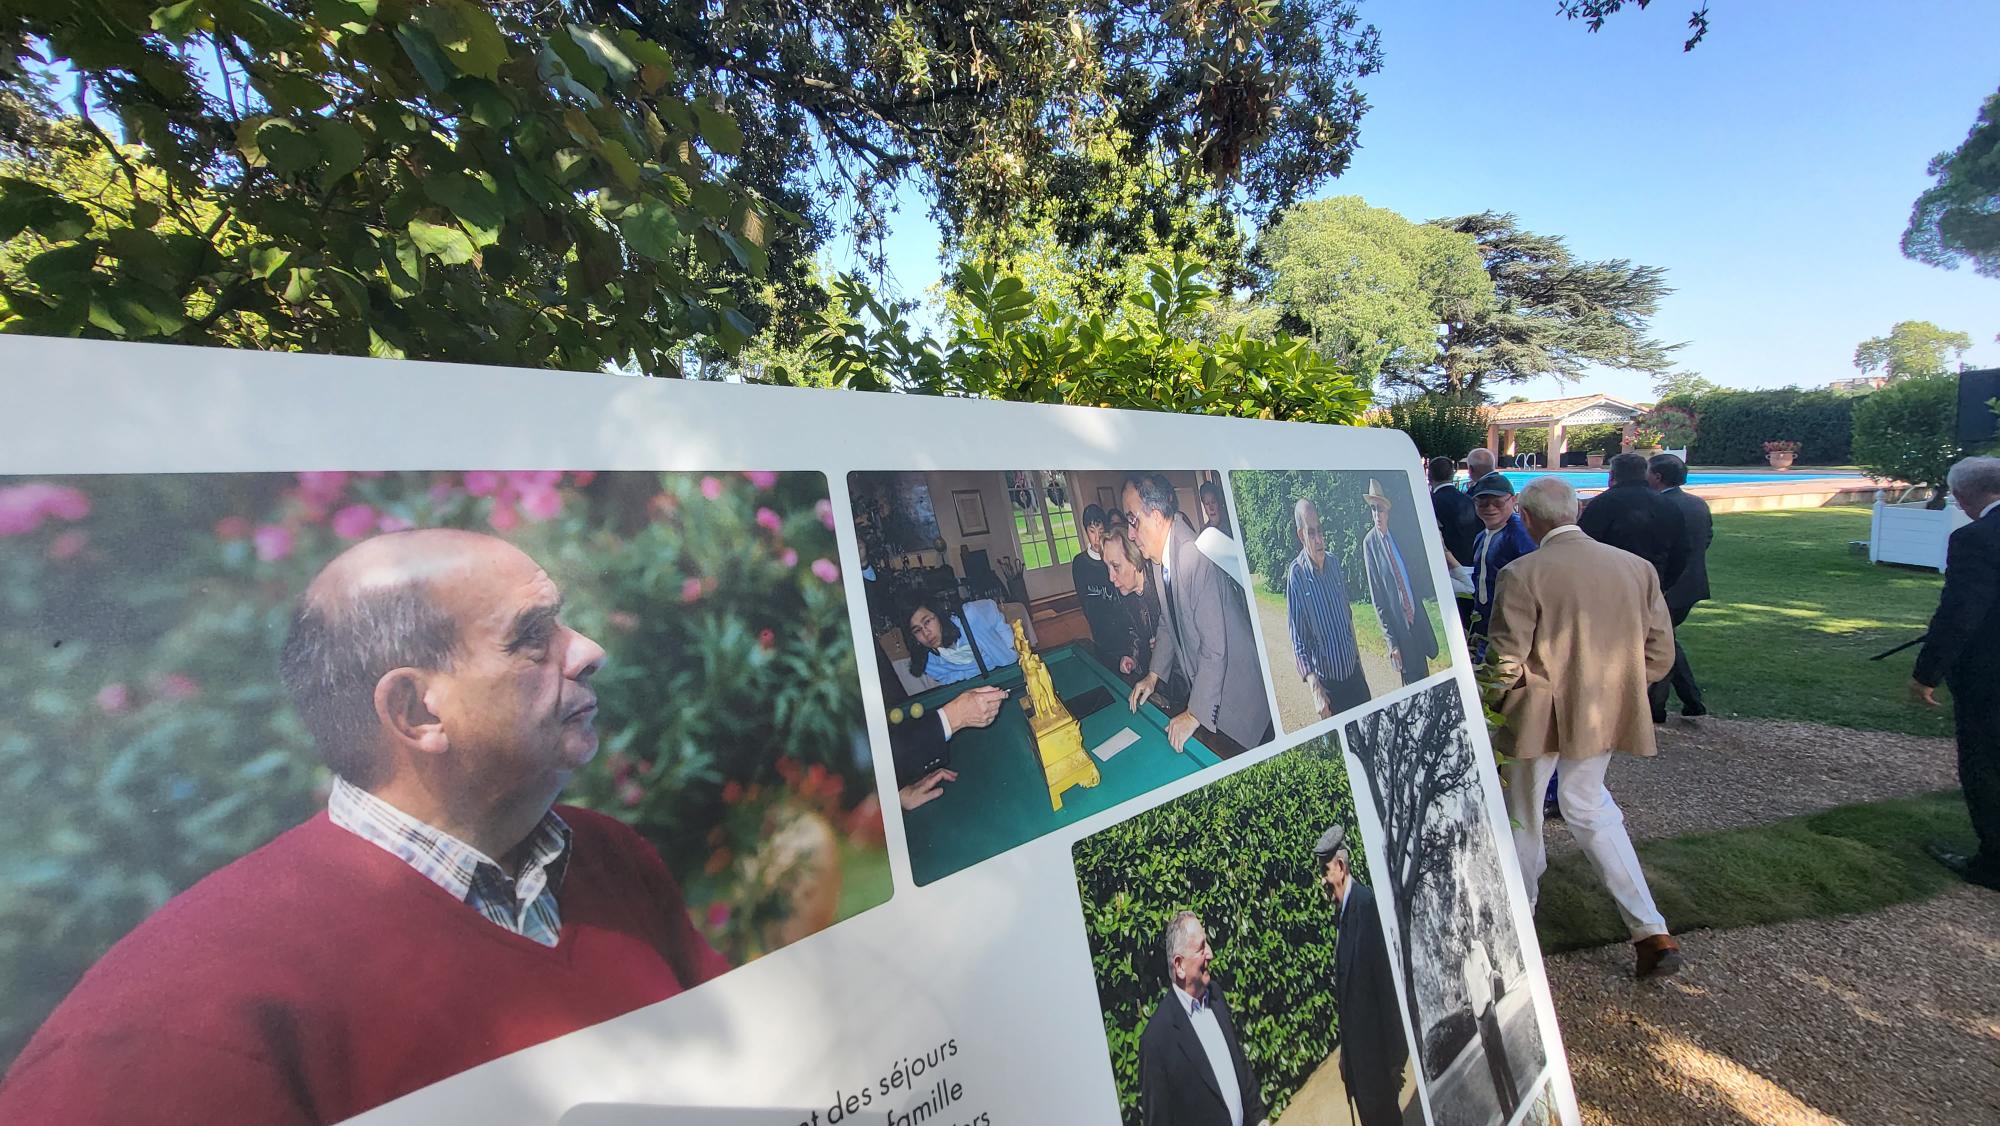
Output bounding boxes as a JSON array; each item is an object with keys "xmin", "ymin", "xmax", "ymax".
[
  {"xmin": 1530, "ymin": 716, "xmax": 1996, "ymax": 1124},
  {"xmin": 1547, "ymin": 716, "xmax": 1960, "ymax": 851},
  {"xmin": 1546, "ymin": 887, "xmax": 2000, "ymax": 1125}
]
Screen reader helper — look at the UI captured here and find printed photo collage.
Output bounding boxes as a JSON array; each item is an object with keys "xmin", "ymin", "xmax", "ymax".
[{"xmin": 0, "ymin": 464, "xmax": 1554, "ymax": 1126}]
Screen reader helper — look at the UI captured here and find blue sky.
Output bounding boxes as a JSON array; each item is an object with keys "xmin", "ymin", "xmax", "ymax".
[{"xmin": 844, "ymin": 0, "xmax": 2000, "ymax": 403}]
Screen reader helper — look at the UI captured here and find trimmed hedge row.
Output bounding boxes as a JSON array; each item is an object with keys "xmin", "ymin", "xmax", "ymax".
[{"xmin": 1661, "ymin": 388, "xmax": 1859, "ymax": 465}]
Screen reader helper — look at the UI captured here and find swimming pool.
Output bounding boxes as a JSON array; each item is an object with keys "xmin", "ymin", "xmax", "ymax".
[{"xmin": 1480, "ymin": 468, "xmax": 1857, "ymax": 491}]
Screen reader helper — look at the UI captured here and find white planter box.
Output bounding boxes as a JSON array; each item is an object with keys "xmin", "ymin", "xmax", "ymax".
[{"xmin": 1869, "ymin": 493, "xmax": 1973, "ymax": 572}]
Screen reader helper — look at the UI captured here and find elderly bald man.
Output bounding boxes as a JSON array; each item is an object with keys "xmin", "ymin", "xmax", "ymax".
[
  {"xmin": 0, "ymin": 529, "xmax": 729, "ymax": 1125},
  {"xmin": 1485, "ymin": 478, "xmax": 1682, "ymax": 980}
]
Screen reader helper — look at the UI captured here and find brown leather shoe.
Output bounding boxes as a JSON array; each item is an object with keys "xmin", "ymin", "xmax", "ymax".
[{"xmin": 1635, "ymin": 934, "xmax": 1683, "ymax": 980}]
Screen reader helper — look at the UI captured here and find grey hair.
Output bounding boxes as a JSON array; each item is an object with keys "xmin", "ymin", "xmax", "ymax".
[
  {"xmin": 1293, "ymin": 497, "xmax": 1319, "ymax": 536},
  {"xmin": 1163, "ymin": 910, "xmax": 1205, "ymax": 977},
  {"xmin": 1518, "ymin": 476, "xmax": 1579, "ymax": 527},
  {"xmin": 1467, "ymin": 448, "xmax": 1496, "ymax": 475},
  {"xmin": 1947, "ymin": 456, "xmax": 2000, "ymax": 499},
  {"xmin": 279, "ymin": 573, "xmax": 460, "ymax": 788}
]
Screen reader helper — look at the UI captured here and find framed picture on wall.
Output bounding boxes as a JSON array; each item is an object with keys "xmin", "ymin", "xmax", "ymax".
[
  {"xmin": 953, "ymin": 489, "xmax": 989, "ymax": 537},
  {"xmin": 1096, "ymin": 485, "xmax": 1116, "ymax": 514}
]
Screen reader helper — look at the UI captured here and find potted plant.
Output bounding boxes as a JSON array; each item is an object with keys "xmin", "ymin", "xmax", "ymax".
[{"xmin": 1763, "ymin": 439, "xmax": 1800, "ymax": 470}]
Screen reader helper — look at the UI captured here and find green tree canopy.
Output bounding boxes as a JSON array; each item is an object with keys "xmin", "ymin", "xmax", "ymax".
[
  {"xmin": 1, "ymin": 1, "xmax": 774, "ymax": 370},
  {"xmin": 1557, "ymin": 1, "xmax": 1712, "ymax": 51},
  {"xmin": 1256, "ymin": 195, "xmax": 1493, "ymax": 388},
  {"xmin": 1422, "ymin": 211, "xmax": 1679, "ymax": 396},
  {"xmin": 561, "ymin": 0, "xmax": 1384, "ymax": 286},
  {"xmin": 804, "ymin": 257, "xmax": 1368, "ymax": 425},
  {"xmin": 1653, "ymin": 369, "xmax": 1720, "ymax": 398},
  {"xmin": 1851, "ymin": 374, "xmax": 1965, "ymax": 506},
  {"xmin": 1852, "ymin": 320, "xmax": 1973, "ymax": 381},
  {"xmin": 1902, "ymin": 86, "xmax": 2000, "ymax": 280}
]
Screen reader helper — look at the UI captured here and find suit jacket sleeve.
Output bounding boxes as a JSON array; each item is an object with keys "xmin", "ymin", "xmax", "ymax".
[
  {"xmin": 1486, "ymin": 564, "xmax": 1536, "ymax": 689},
  {"xmin": 888, "ymin": 709, "xmax": 949, "ymax": 787},
  {"xmin": 1914, "ymin": 523, "xmax": 1999, "ymax": 687},
  {"xmin": 1183, "ymin": 552, "xmax": 1233, "ymax": 731},
  {"xmin": 1641, "ymin": 564, "xmax": 1675, "ymax": 683},
  {"xmin": 1660, "ymin": 501, "xmax": 1690, "ymax": 591},
  {"xmin": 1137, "ymin": 1014, "xmax": 1170, "ymax": 1126}
]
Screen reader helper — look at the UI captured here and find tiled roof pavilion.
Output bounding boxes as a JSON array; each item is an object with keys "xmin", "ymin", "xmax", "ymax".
[{"xmin": 1484, "ymin": 394, "xmax": 1647, "ymax": 457}]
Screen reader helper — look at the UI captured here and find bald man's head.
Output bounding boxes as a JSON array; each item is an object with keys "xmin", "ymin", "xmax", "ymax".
[{"xmin": 280, "ymin": 530, "xmax": 510, "ymax": 786}]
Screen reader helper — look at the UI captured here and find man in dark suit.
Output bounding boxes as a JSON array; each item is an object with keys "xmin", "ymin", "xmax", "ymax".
[
  {"xmin": 1362, "ymin": 479, "xmax": 1439, "ymax": 686},
  {"xmin": 1315, "ymin": 825, "xmax": 1409, "ymax": 1126},
  {"xmin": 884, "ymin": 684, "xmax": 1009, "ymax": 811},
  {"xmin": 1579, "ymin": 452, "xmax": 1688, "ymax": 590},
  {"xmin": 1647, "ymin": 454, "xmax": 1713, "ymax": 723},
  {"xmin": 1124, "ymin": 474, "xmax": 1275, "ymax": 756},
  {"xmin": 1429, "ymin": 457, "xmax": 1479, "ymax": 630},
  {"xmin": 1138, "ymin": 912, "xmax": 1269, "ymax": 1126},
  {"xmin": 1912, "ymin": 456, "xmax": 2000, "ymax": 892}
]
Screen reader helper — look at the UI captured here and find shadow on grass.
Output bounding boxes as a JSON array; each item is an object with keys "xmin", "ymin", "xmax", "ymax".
[{"xmin": 1535, "ymin": 790, "xmax": 1975, "ymax": 953}]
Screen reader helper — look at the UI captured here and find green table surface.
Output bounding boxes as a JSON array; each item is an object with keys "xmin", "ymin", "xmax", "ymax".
[{"xmin": 900, "ymin": 643, "xmax": 1222, "ymax": 885}]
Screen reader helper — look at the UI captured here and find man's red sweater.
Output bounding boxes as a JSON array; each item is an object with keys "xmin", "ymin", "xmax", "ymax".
[{"xmin": 0, "ymin": 807, "xmax": 731, "ymax": 1124}]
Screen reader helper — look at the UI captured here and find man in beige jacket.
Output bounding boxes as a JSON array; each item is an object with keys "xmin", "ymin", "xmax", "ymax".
[{"xmin": 1486, "ymin": 476, "xmax": 1683, "ymax": 979}]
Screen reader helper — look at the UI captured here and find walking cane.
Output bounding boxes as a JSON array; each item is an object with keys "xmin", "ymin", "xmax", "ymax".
[{"xmin": 1868, "ymin": 633, "xmax": 1928, "ymax": 661}]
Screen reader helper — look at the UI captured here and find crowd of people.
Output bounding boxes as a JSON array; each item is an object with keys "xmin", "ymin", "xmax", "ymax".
[{"xmin": 1430, "ymin": 447, "xmax": 2000, "ymax": 977}]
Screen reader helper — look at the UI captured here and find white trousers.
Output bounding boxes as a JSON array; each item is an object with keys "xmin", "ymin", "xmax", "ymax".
[{"xmin": 1505, "ymin": 752, "xmax": 1668, "ymax": 941}]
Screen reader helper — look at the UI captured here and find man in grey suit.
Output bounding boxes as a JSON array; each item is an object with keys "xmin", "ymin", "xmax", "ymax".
[
  {"xmin": 1647, "ymin": 454, "xmax": 1712, "ymax": 722},
  {"xmin": 1124, "ymin": 473, "xmax": 1275, "ymax": 757}
]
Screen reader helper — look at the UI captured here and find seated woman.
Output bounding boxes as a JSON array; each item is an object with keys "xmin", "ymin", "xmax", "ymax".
[{"xmin": 903, "ymin": 595, "xmax": 1020, "ymax": 685}]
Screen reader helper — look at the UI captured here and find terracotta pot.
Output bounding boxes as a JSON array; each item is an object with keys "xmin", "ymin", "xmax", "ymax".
[
  {"xmin": 1766, "ymin": 452, "xmax": 1796, "ymax": 470},
  {"xmin": 1585, "ymin": 453, "xmax": 1605, "ymax": 468}
]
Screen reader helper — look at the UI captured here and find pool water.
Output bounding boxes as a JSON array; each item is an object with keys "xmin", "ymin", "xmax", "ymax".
[{"xmin": 1487, "ymin": 468, "xmax": 1853, "ymax": 491}]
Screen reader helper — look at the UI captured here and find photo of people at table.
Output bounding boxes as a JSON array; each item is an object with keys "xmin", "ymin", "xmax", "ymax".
[
  {"xmin": 1230, "ymin": 470, "xmax": 1452, "ymax": 735},
  {"xmin": 850, "ymin": 469, "xmax": 1277, "ymax": 885},
  {"xmin": 0, "ymin": 470, "xmax": 889, "ymax": 1125}
]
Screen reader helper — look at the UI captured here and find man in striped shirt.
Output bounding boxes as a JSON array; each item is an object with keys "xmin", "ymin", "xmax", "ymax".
[{"xmin": 1286, "ymin": 498, "xmax": 1371, "ymax": 719}]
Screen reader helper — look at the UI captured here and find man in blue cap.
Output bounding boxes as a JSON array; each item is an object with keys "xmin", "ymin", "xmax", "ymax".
[{"xmin": 1468, "ymin": 473, "xmax": 1536, "ymax": 664}]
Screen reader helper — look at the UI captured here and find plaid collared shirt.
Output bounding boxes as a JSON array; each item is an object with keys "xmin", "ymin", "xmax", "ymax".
[{"xmin": 328, "ymin": 777, "xmax": 573, "ymax": 948}]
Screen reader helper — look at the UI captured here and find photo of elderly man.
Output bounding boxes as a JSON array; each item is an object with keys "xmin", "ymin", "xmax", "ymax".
[{"xmin": 0, "ymin": 470, "xmax": 890, "ymax": 1125}]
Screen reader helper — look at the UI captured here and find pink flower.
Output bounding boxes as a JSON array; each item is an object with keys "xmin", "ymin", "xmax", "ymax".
[
  {"xmin": 509, "ymin": 470, "xmax": 562, "ymax": 490},
  {"xmin": 253, "ymin": 524, "xmax": 295, "ymax": 562},
  {"xmin": 743, "ymin": 471, "xmax": 779, "ymax": 490},
  {"xmin": 463, "ymin": 471, "xmax": 502, "ymax": 497},
  {"xmin": 377, "ymin": 514, "xmax": 413, "ymax": 533},
  {"xmin": 779, "ymin": 547, "xmax": 798, "ymax": 568},
  {"xmin": 331, "ymin": 504, "xmax": 377, "ymax": 540},
  {"xmin": 294, "ymin": 472, "xmax": 349, "ymax": 506},
  {"xmin": 157, "ymin": 673, "xmax": 200, "ymax": 701},
  {"xmin": 95, "ymin": 683, "xmax": 131, "ymax": 715},
  {"xmin": 608, "ymin": 610, "xmax": 639, "ymax": 631},
  {"xmin": 41, "ymin": 486, "xmax": 89, "ymax": 521},
  {"xmin": 705, "ymin": 901, "xmax": 733, "ymax": 930},
  {"xmin": 617, "ymin": 778, "xmax": 644, "ymax": 807},
  {"xmin": 570, "ymin": 470, "xmax": 598, "ymax": 487},
  {"xmin": 0, "ymin": 483, "xmax": 91, "ymax": 536},
  {"xmin": 811, "ymin": 558, "xmax": 840, "ymax": 584},
  {"xmin": 489, "ymin": 499, "xmax": 520, "ymax": 532},
  {"xmin": 755, "ymin": 506, "xmax": 782, "ymax": 533},
  {"xmin": 518, "ymin": 486, "xmax": 564, "ymax": 522},
  {"xmin": 816, "ymin": 498, "xmax": 835, "ymax": 530},
  {"xmin": 699, "ymin": 476, "xmax": 723, "ymax": 501},
  {"xmin": 214, "ymin": 516, "xmax": 251, "ymax": 541},
  {"xmin": 680, "ymin": 577, "xmax": 704, "ymax": 603},
  {"xmin": 47, "ymin": 529, "xmax": 88, "ymax": 560},
  {"xmin": 758, "ymin": 628, "xmax": 776, "ymax": 651}
]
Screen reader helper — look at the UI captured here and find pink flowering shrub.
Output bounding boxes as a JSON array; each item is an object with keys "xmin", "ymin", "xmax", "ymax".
[{"xmin": 0, "ymin": 469, "xmax": 878, "ymax": 1062}]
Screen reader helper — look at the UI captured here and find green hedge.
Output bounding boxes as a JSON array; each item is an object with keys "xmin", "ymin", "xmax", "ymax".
[
  {"xmin": 1515, "ymin": 423, "xmax": 1622, "ymax": 457},
  {"xmin": 1851, "ymin": 375, "xmax": 1964, "ymax": 492},
  {"xmin": 1231, "ymin": 470, "xmax": 1438, "ymax": 607},
  {"xmin": 1661, "ymin": 388, "xmax": 1860, "ymax": 465},
  {"xmin": 1073, "ymin": 742, "xmax": 1365, "ymax": 1125},
  {"xmin": 1372, "ymin": 393, "xmax": 1488, "ymax": 461}
]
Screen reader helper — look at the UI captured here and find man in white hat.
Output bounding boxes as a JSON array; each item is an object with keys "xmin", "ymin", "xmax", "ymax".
[{"xmin": 1361, "ymin": 479, "xmax": 1438, "ymax": 687}]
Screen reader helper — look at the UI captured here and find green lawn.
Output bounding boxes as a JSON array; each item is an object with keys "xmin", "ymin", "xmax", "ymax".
[
  {"xmin": 1536, "ymin": 791, "xmax": 1975, "ymax": 952},
  {"xmin": 1679, "ymin": 507, "xmax": 1952, "ymax": 737}
]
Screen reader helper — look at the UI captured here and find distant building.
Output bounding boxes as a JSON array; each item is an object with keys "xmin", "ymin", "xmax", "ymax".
[{"xmin": 1827, "ymin": 376, "xmax": 1888, "ymax": 395}]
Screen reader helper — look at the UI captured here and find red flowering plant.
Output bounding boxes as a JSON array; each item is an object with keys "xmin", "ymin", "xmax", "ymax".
[{"xmin": 0, "ymin": 469, "xmax": 884, "ymax": 1064}]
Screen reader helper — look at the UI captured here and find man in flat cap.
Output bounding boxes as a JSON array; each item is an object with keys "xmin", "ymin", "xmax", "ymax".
[{"xmin": 1315, "ymin": 824, "xmax": 1410, "ymax": 1126}]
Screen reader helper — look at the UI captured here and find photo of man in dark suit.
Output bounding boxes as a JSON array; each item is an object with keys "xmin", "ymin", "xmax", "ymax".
[
  {"xmin": 1138, "ymin": 911, "xmax": 1270, "ymax": 1126},
  {"xmin": 1647, "ymin": 454, "xmax": 1713, "ymax": 722},
  {"xmin": 1361, "ymin": 480, "xmax": 1440, "ymax": 687},
  {"xmin": 1315, "ymin": 825, "xmax": 1412, "ymax": 1126}
]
